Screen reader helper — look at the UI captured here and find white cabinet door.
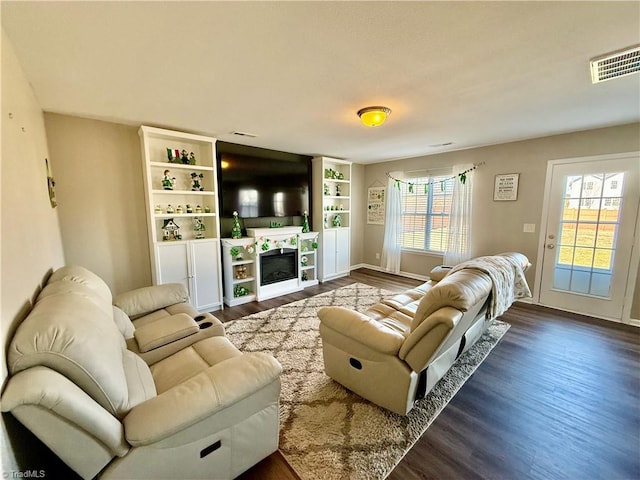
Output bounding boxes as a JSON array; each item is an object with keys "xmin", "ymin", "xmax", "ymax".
[
  {"xmin": 322, "ymin": 229, "xmax": 337, "ymax": 280},
  {"xmin": 155, "ymin": 243, "xmax": 190, "ymax": 291},
  {"xmin": 335, "ymin": 228, "xmax": 350, "ymax": 275},
  {"xmin": 156, "ymin": 240, "xmax": 223, "ymax": 312},
  {"xmin": 190, "ymin": 239, "xmax": 222, "ymax": 311}
]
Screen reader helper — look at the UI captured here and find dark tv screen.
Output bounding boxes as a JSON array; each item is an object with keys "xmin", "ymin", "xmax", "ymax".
[{"xmin": 218, "ymin": 153, "xmax": 310, "ymax": 218}]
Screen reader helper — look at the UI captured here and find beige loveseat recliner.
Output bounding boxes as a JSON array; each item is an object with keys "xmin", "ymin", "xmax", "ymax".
[
  {"xmin": 318, "ymin": 252, "xmax": 530, "ymax": 415},
  {"xmin": 1, "ymin": 266, "xmax": 282, "ymax": 480}
]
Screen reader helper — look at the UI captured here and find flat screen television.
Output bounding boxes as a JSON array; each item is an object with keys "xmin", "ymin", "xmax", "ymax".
[{"xmin": 217, "ymin": 153, "xmax": 310, "ymax": 218}]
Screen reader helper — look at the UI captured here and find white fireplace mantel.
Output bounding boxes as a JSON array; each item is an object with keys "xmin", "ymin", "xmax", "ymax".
[{"xmin": 246, "ymin": 226, "xmax": 303, "ymax": 238}]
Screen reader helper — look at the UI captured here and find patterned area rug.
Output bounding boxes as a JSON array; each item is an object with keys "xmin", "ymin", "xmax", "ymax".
[{"xmin": 225, "ymin": 283, "xmax": 510, "ymax": 480}]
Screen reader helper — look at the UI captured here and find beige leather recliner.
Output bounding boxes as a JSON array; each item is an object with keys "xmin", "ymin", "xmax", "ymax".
[
  {"xmin": 1, "ymin": 266, "xmax": 282, "ymax": 479},
  {"xmin": 318, "ymin": 252, "xmax": 530, "ymax": 415}
]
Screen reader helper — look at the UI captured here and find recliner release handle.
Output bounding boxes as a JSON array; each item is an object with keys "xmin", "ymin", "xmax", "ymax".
[
  {"xmin": 349, "ymin": 358, "xmax": 362, "ymax": 370},
  {"xmin": 200, "ymin": 440, "xmax": 221, "ymax": 458}
]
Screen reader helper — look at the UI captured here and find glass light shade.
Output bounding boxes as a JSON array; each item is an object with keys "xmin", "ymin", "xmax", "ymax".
[{"xmin": 357, "ymin": 106, "xmax": 391, "ymax": 127}]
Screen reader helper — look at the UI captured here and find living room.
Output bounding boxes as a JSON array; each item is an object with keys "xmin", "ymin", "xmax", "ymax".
[{"xmin": 2, "ymin": 2, "xmax": 639, "ymax": 479}]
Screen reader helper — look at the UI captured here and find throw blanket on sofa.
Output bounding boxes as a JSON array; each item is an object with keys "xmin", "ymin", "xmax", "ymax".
[{"xmin": 447, "ymin": 255, "xmax": 532, "ymax": 319}]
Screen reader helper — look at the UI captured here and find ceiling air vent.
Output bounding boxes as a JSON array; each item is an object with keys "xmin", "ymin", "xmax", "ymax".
[
  {"xmin": 231, "ymin": 131, "xmax": 257, "ymax": 138},
  {"xmin": 590, "ymin": 45, "xmax": 640, "ymax": 84}
]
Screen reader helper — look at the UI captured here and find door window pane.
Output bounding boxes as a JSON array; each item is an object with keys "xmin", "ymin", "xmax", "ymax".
[{"xmin": 553, "ymin": 172, "xmax": 623, "ymax": 298}]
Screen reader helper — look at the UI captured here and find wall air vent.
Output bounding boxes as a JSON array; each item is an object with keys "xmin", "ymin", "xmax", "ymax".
[
  {"xmin": 231, "ymin": 131, "xmax": 257, "ymax": 138},
  {"xmin": 590, "ymin": 45, "xmax": 640, "ymax": 84}
]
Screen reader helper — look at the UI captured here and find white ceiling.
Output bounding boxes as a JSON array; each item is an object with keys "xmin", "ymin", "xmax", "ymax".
[{"xmin": 2, "ymin": 1, "xmax": 639, "ymax": 164}]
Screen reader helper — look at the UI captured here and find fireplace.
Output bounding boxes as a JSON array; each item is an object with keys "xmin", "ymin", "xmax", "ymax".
[{"xmin": 260, "ymin": 249, "xmax": 298, "ymax": 286}]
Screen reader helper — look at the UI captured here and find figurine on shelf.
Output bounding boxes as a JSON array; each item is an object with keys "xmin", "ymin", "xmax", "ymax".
[
  {"xmin": 186, "ymin": 204, "xmax": 193, "ymax": 213},
  {"xmin": 162, "ymin": 219, "xmax": 181, "ymax": 241},
  {"xmin": 162, "ymin": 170, "xmax": 175, "ymax": 190},
  {"xmin": 176, "ymin": 205, "xmax": 184, "ymax": 214},
  {"xmin": 231, "ymin": 211, "xmax": 242, "ymax": 239},
  {"xmin": 154, "ymin": 205, "xmax": 163, "ymax": 214},
  {"xmin": 166, "ymin": 204, "xmax": 175, "ymax": 214},
  {"xmin": 196, "ymin": 205, "xmax": 203, "ymax": 213},
  {"xmin": 203, "ymin": 206, "xmax": 210, "ymax": 213},
  {"xmin": 302, "ymin": 210, "xmax": 310, "ymax": 233},
  {"xmin": 301, "ymin": 256, "xmax": 308, "ymax": 267},
  {"xmin": 180, "ymin": 150, "xmax": 190, "ymax": 164},
  {"xmin": 302, "ymin": 272, "xmax": 308, "ymax": 282},
  {"xmin": 335, "ymin": 184, "xmax": 341, "ymax": 196},
  {"xmin": 332, "ymin": 214, "xmax": 342, "ymax": 227},
  {"xmin": 190, "ymin": 172, "xmax": 204, "ymax": 191},
  {"xmin": 189, "ymin": 152, "xmax": 196, "ymax": 165},
  {"xmin": 193, "ymin": 216, "xmax": 206, "ymax": 239},
  {"xmin": 324, "ymin": 183, "xmax": 330, "ymax": 196}
]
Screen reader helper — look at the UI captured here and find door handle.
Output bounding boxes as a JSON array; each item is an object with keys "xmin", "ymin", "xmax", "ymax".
[{"xmin": 546, "ymin": 244, "xmax": 555, "ymax": 249}]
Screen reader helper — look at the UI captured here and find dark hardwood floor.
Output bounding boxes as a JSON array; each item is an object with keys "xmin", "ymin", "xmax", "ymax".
[{"xmin": 235, "ymin": 269, "xmax": 640, "ymax": 480}]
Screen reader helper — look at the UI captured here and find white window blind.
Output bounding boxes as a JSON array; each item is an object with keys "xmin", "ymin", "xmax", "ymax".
[{"xmin": 400, "ymin": 175, "xmax": 454, "ymax": 253}]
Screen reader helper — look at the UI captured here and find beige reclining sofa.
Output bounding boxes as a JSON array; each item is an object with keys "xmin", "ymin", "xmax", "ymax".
[
  {"xmin": 318, "ymin": 252, "xmax": 530, "ymax": 415},
  {"xmin": 1, "ymin": 266, "xmax": 282, "ymax": 479}
]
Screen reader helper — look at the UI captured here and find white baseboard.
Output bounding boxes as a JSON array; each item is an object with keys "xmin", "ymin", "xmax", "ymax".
[
  {"xmin": 629, "ymin": 318, "xmax": 640, "ymax": 327},
  {"xmin": 350, "ymin": 263, "xmax": 430, "ymax": 282}
]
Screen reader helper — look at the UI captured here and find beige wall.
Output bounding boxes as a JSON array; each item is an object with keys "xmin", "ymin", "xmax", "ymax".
[
  {"xmin": 44, "ymin": 114, "xmax": 151, "ymax": 294},
  {"xmin": 1, "ymin": 29, "xmax": 66, "ymax": 473},
  {"xmin": 350, "ymin": 162, "xmax": 365, "ymax": 266},
  {"xmin": 361, "ymin": 123, "xmax": 640, "ymax": 317}
]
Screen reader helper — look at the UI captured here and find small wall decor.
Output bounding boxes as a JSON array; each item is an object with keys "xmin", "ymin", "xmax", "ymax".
[
  {"xmin": 45, "ymin": 158, "xmax": 57, "ymax": 208},
  {"xmin": 367, "ymin": 186, "xmax": 386, "ymax": 225},
  {"xmin": 494, "ymin": 173, "xmax": 520, "ymax": 201}
]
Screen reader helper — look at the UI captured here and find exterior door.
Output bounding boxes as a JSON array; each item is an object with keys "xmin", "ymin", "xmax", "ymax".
[{"xmin": 539, "ymin": 153, "xmax": 639, "ymax": 321}]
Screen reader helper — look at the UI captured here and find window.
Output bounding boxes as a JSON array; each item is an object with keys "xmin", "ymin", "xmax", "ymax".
[{"xmin": 400, "ymin": 175, "xmax": 453, "ymax": 253}]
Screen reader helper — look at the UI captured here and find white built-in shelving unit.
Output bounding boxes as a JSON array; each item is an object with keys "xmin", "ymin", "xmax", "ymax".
[
  {"xmin": 139, "ymin": 125, "xmax": 223, "ymax": 312},
  {"xmin": 312, "ymin": 157, "xmax": 351, "ymax": 281}
]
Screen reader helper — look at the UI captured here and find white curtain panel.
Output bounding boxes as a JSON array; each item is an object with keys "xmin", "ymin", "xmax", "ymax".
[
  {"xmin": 444, "ymin": 164, "xmax": 474, "ymax": 266},
  {"xmin": 381, "ymin": 171, "xmax": 404, "ymax": 274}
]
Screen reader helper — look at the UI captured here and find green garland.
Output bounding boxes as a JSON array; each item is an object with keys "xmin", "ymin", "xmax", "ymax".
[{"xmin": 387, "ymin": 163, "xmax": 483, "ymax": 193}]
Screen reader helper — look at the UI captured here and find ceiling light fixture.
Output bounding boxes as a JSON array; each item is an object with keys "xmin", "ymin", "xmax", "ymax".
[{"xmin": 357, "ymin": 106, "xmax": 391, "ymax": 127}]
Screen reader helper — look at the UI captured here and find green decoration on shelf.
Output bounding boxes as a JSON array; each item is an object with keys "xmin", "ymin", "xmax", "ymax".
[
  {"xmin": 229, "ymin": 247, "xmax": 239, "ymax": 258},
  {"xmin": 312, "ymin": 241, "xmax": 318, "ymax": 249},
  {"xmin": 231, "ymin": 211, "xmax": 242, "ymax": 239},
  {"xmin": 261, "ymin": 241, "xmax": 270, "ymax": 251},
  {"xmin": 302, "ymin": 211, "xmax": 310, "ymax": 233},
  {"xmin": 233, "ymin": 285, "xmax": 250, "ymax": 297}
]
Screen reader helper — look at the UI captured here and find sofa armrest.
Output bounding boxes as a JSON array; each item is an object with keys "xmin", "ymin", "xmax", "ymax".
[
  {"xmin": 399, "ymin": 306, "xmax": 462, "ymax": 371},
  {"xmin": 113, "ymin": 283, "xmax": 189, "ymax": 319},
  {"xmin": 1, "ymin": 366, "xmax": 129, "ymax": 456},
  {"xmin": 317, "ymin": 306, "xmax": 405, "ymax": 355},
  {"xmin": 123, "ymin": 352, "xmax": 282, "ymax": 446},
  {"xmin": 133, "ymin": 313, "xmax": 199, "ymax": 353}
]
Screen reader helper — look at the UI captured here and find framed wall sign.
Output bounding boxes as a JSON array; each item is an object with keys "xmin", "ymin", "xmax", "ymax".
[
  {"xmin": 367, "ymin": 186, "xmax": 386, "ymax": 224},
  {"xmin": 494, "ymin": 173, "xmax": 519, "ymax": 201}
]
